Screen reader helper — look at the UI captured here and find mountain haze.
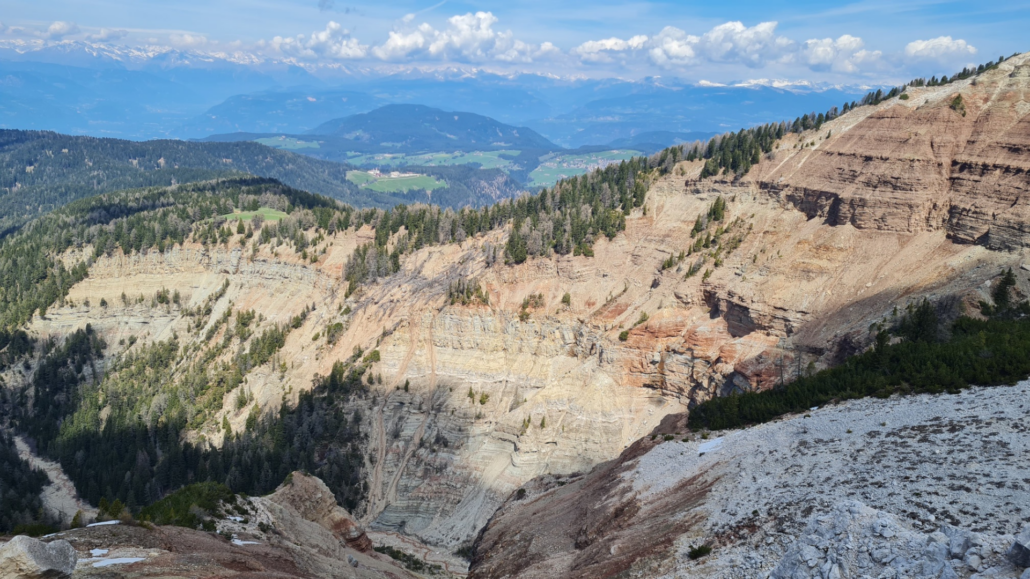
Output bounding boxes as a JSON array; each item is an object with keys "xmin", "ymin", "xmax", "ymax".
[{"xmin": 0, "ymin": 52, "xmax": 868, "ymax": 146}]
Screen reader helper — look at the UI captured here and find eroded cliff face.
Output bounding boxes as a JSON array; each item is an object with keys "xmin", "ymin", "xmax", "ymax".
[
  {"xmin": 14, "ymin": 52, "xmax": 1030, "ymax": 567},
  {"xmin": 467, "ymin": 55, "xmax": 1030, "ymax": 578},
  {"xmin": 750, "ymin": 54, "xmax": 1030, "ymax": 251}
]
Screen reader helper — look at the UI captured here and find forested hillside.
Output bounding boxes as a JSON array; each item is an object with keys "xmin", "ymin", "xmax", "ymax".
[
  {"xmin": 0, "ymin": 130, "xmax": 374, "ymax": 235},
  {"xmin": 0, "ymin": 130, "xmax": 538, "ymax": 236},
  {"xmin": 0, "ymin": 136, "xmax": 671, "ymax": 529},
  {"xmin": 0, "ymin": 431, "xmax": 50, "ymax": 533},
  {"xmin": 307, "ymin": 104, "xmax": 558, "ymax": 153}
]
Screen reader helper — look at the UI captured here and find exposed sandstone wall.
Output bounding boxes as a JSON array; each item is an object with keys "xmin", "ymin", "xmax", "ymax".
[{"xmin": 750, "ymin": 54, "xmax": 1030, "ymax": 250}]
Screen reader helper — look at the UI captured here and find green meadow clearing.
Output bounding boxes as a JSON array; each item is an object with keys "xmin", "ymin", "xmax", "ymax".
[
  {"xmin": 221, "ymin": 207, "xmax": 289, "ymax": 222},
  {"xmin": 344, "ymin": 150, "xmax": 519, "ymax": 170},
  {"xmin": 346, "ymin": 170, "xmax": 446, "ymax": 193},
  {"xmin": 528, "ymin": 150, "xmax": 641, "ymax": 186}
]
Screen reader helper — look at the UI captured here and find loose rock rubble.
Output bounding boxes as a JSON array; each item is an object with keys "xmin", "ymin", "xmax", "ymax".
[{"xmin": 770, "ymin": 501, "xmax": 1023, "ymax": 579}]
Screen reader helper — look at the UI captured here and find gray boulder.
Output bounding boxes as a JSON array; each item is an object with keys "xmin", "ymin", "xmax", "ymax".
[
  {"xmin": 0, "ymin": 536, "xmax": 77, "ymax": 578},
  {"xmin": 1009, "ymin": 524, "xmax": 1030, "ymax": 568}
]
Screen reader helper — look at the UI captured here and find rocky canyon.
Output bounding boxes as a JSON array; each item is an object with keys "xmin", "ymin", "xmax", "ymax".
[{"xmin": 3, "ymin": 51, "xmax": 1030, "ymax": 579}]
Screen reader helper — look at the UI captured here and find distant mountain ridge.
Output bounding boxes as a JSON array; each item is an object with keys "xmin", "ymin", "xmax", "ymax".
[
  {"xmin": 0, "ymin": 52, "xmax": 869, "ymax": 146},
  {"xmin": 306, "ymin": 104, "xmax": 559, "ymax": 153}
]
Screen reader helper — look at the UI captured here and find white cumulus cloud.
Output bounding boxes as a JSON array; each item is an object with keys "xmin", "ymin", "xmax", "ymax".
[
  {"xmin": 648, "ymin": 27, "xmax": 699, "ymax": 66},
  {"xmin": 573, "ymin": 35, "xmax": 648, "ymax": 62},
  {"xmin": 694, "ymin": 21, "xmax": 794, "ymax": 67},
  {"xmin": 372, "ymin": 11, "xmax": 548, "ymax": 63},
  {"xmin": 904, "ymin": 36, "xmax": 976, "ymax": 61},
  {"xmin": 272, "ymin": 21, "xmax": 368, "ymax": 60},
  {"xmin": 801, "ymin": 35, "xmax": 881, "ymax": 73},
  {"xmin": 372, "ymin": 25, "xmax": 433, "ymax": 60},
  {"xmin": 647, "ymin": 21, "xmax": 793, "ymax": 69},
  {"xmin": 46, "ymin": 21, "xmax": 80, "ymax": 39},
  {"xmin": 427, "ymin": 12, "xmax": 503, "ymax": 59}
]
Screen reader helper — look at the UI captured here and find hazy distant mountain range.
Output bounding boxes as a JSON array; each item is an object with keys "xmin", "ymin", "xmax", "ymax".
[{"xmin": 0, "ymin": 44, "xmax": 870, "ymax": 147}]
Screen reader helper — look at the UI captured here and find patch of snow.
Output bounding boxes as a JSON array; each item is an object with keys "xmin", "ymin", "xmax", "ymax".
[
  {"xmin": 93, "ymin": 557, "xmax": 144, "ymax": 567},
  {"xmin": 623, "ymin": 434, "xmax": 735, "ymax": 499},
  {"xmin": 88, "ymin": 520, "xmax": 120, "ymax": 527},
  {"xmin": 90, "ymin": 548, "xmax": 109, "ymax": 557},
  {"xmin": 232, "ymin": 539, "xmax": 260, "ymax": 545},
  {"xmin": 228, "ymin": 516, "xmax": 243, "ymax": 522},
  {"xmin": 697, "ymin": 437, "xmax": 724, "ymax": 455}
]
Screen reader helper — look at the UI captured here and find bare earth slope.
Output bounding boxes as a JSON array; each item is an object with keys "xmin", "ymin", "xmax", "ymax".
[{"xmin": 10, "ymin": 52, "xmax": 1030, "ymax": 573}]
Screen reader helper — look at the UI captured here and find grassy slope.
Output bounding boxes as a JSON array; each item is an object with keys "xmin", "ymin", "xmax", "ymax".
[
  {"xmin": 345, "ymin": 150, "xmax": 519, "ymax": 170},
  {"xmin": 528, "ymin": 150, "xmax": 642, "ymax": 187},
  {"xmin": 347, "ymin": 170, "xmax": 446, "ymax": 193},
  {"xmin": 222, "ymin": 207, "xmax": 289, "ymax": 222}
]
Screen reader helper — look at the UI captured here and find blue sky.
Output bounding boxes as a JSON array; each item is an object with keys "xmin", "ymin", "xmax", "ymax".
[{"xmin": 2, "ymin": 0, "xmax": 1027, "ymax": 83}]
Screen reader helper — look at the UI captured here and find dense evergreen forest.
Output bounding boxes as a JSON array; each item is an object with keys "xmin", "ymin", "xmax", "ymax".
[
  {"xmin": 0, "ymin": 431, "xmax": 51, "ymax": 533},
  {"xmin": 17, "ymin": 339, "xmax": 370, "ymax": 513},
  {"xmin": 0, "ymin": 130, "xmax": 458, "ymax": 237}
]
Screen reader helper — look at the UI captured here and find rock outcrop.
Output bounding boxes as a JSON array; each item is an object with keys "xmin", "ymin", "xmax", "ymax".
[
  {"xmin": 20, "ymin": 517, "xmax": 417, "ymax": 578},
  {"xmin": 749, "ymin": 59, "xmax": 1030, "ymax": 251},
  {"xmin": 0, "ymin": 536, "xmax": 76, "ymax": 579},
  {"xmin": 205, "ymin": 473, "xmax": 402, "ymax": 578},
  {"xmin": 1009, "ymin": 525, "xmax": 1030, "ymax": 568},
  {"xmin": 265, "ymin": 472, "xmax": 374, "ymax": 553}
]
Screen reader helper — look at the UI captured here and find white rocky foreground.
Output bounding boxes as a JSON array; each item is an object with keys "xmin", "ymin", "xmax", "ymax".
[{"xmin": 621, "ymin": 381, "xmax": 1030, "ymax": 578}]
